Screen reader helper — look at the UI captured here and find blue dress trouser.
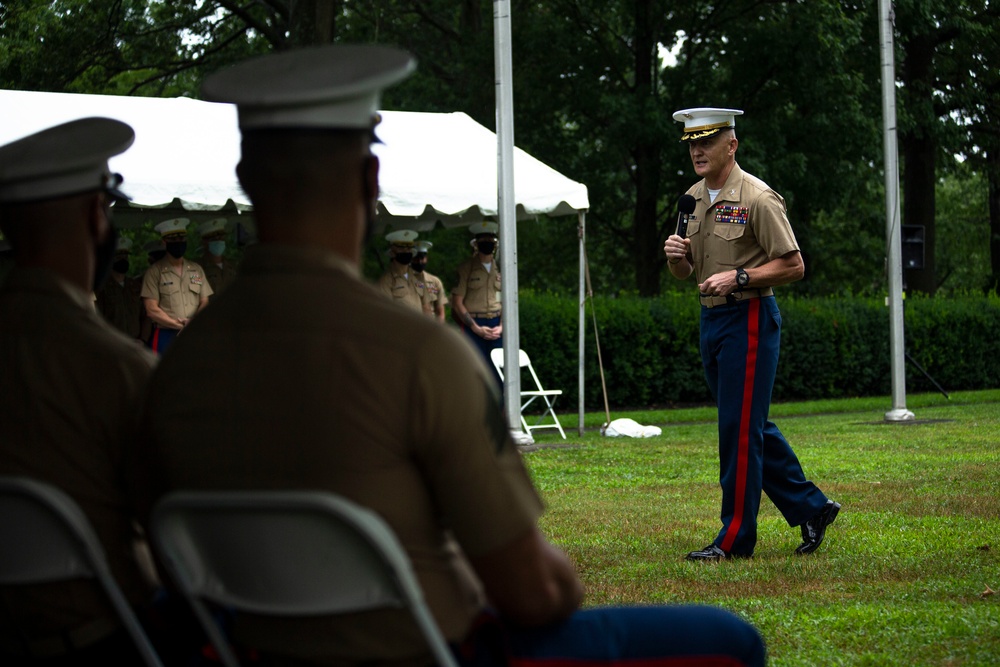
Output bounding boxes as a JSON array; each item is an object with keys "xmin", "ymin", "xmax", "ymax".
[
  {"xmin": 461, "ymin": 315, "xmax": 503, "ymax": 391},
  {"xmin": 148, "ymin": 325, "xmax": 179, "ymax": 356},
  {"xmin": 455, "ymin": 606, "xmax": 766, "ymax": 667},
  {"xmin": 700, "ymin": 296, "xmax": 827, "ymax": 556}
]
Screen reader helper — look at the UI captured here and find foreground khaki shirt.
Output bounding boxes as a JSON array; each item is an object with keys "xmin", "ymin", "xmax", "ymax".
[
  {"xmin": 140, "ymin": 245, "xmax": 542, "ymax": 666},
  {"xmin": 452, "ymin": 257, "xmax": 501, "ymax": 315},
  {"xmin": 140, "ymin": 257, "xmax": 213, "ymax": 319},
  {"xmin": 0, "ymin": 268, "xmax": 156, "ymax": 646},
  {"xmin": 684, "ymin": 162, "xmax": 800, "ymax": 282}
]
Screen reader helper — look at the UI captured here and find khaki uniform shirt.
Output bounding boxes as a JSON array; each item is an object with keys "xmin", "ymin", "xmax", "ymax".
[
  {"xmin": 684, "ymin": 162, "xmax": 800, "ymax": 282},
  {"xmin": 0, "ymin": 268, "xmax": 156, "ymax": 648},
  {"xmin": 95, "ymin": 274, "xmax": 143, "ymax": 339},
  {"xmin": 200, "ymin": 254, "xmax": 240, "ymax": 298},
  {"xmin": 140, "ymin": 245, "xmax": 542, "ymax": 667},
  {"xmin": 140, "ymin": 257, "xmax": 213, "ymax": 319},
  {"xmin": 378, "ymin": 261, "xmax": 431, "ymax": 312},
  {"xmin": 417, "ymin": 270, "xmax": 448, "ymax": 309},
  {"xmin": 452, "ymin": 257, "xmax": 501, "ymax": 316}
]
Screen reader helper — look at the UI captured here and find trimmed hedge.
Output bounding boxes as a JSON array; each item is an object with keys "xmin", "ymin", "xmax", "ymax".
[{"xmin": 517, "ymin": 292, "xmax": 1000, "ymax": 411}]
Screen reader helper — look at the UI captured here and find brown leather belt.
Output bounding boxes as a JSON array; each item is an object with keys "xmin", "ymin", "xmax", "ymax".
[
  {"xmin": 468, "ymin": 311, "xmax": 501, "ymax": 318},
  {"xmin": 699, "ymin": 287, "xmax": 774, "ymax": 308}
]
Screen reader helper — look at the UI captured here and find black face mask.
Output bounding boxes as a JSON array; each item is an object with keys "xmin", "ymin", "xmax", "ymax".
[
  {"xmin": 112, "ymin": 259, "xmax": 129, "ymax": 274},
  {"xmin": 394, "ymin": 252, "xmax": 413, "ymax": 265},
  {"xmin": 166, "ymin": 241, "xmax": 187, "ymax": 259},
  {"xmin": 92, "ymin": 227, "xmax": 119, "ymax": 291},
  {"xmin": 477, "ymin": 241, "xmax": 496, "ymax": 255},
  {"xmin": 411, "ymin": 260, "xmax": 427, "ymax": 273}
]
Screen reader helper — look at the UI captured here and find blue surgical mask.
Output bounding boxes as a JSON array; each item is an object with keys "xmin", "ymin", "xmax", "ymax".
[{"xmin": 208, "ymin": 240, "xmax": 226, "ymax": 256}]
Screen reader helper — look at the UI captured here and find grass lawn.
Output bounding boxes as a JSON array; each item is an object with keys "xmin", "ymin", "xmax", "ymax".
[{"xmin": 521, "ymin": 389, "xmax": 1000, "ymax": 666}]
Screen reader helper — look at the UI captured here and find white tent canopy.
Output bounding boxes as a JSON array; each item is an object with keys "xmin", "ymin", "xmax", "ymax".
[
  {"xmin": 0, "ymin": 89, "xmax": 588, "ymax": 232},
  {"xmin": 1, "ymin": 89, "xmax": 592, "ymax": 433}
]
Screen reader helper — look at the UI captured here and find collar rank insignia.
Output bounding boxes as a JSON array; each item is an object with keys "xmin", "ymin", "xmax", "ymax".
[{"xmin": 716, "ymin": 205, "xmax": 749, "ymax": 225}]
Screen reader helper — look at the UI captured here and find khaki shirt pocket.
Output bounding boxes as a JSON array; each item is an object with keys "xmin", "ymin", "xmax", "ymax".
[
  {"xmin": 713, "ymin": 223, "xmax": 747, "ymax": 242},
  {"xmin": 713, "ymin": 223, "xmax": 749, "ymax": 267},
  {"xmin": 158, "ymin": 278, "xmax": 182, "ymax": 314}
]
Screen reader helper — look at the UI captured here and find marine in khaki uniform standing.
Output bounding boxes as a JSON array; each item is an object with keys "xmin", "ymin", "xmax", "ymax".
[
  {"xmin": 663, "ymin": 107, "xmax": 839, "ymax": 562},
  {"xmin": 197, "ymin": 217, "xmax": 239, "ymax": 298},
  {"xmin": 377, "ymin": 228, "xmax": 432, "ymax": 314},
  {"xmin": 451, "ymin": 222, "xmax": 503, "ymax": 383},
  {"xmin": 94, "ymin": 235, "xmax": 143, "ymax": 341},
  {"xmin": 137, "ymin": 45, "xmax": 765, "ymax": 667},
  {"xmin": 411, "ymin": 240, "xmax": 448, "ymax": 322},
  {"xmin": 0, "ymin": 118, "xmax": 159, "ymax": 663},
  {"xmin": 138, "ymin": 239, "xmax": 165, "ymax": 345},
  {"xmin": 140, "ymin": 217, "xmax": 212, "ymax": 354}
]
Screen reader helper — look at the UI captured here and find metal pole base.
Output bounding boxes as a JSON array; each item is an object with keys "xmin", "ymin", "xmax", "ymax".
[{"xmin": 884, "ymin": 408, "xmax": 916, "ymax": 422}]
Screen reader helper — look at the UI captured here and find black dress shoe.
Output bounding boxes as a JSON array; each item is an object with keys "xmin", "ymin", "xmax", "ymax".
[
  {"xmin": 795, "ymin": 500, "xmax": 841, "ymax": 555},
  {"xmin": 685, "ymin": 544, "xmax": 728, "ymax": 561}
]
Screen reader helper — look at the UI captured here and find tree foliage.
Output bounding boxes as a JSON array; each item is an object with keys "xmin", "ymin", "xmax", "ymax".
[{"xmin": 2, "ymin": 0, "xmax": 997, "ymax": 295}]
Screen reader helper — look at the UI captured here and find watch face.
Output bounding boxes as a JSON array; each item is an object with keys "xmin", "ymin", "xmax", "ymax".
[{"xmin": 738, "ymin": 270, "xmax": 749, "ymax": 287}]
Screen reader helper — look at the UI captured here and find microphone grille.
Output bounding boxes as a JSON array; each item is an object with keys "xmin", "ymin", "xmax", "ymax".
[{"xmin": 678, "ymin": 194, "xmax": 697, "ymax": 214}]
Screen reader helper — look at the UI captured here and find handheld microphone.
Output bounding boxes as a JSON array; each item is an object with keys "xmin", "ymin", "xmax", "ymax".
[{"xmin": 676, "ymin": 194, "xmax": 696, "ymax": 239}]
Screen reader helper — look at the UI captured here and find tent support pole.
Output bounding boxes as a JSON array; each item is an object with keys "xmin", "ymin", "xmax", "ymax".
[
  {"xmin": 578, "ymin": 211, "xmax": 586, "ymax": 436},
  {"xmin": 493, "ymin": 0, "xmax": 523, "ymax": 435}
]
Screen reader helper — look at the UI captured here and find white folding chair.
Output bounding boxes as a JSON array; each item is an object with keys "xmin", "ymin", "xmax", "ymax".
[
  {"xmin": 491, "ymin": 348, "xmax": 567, "ymax": 439},
  {"xmin": 0, "ymin": 476, "xmax": 164, "ymax": 667},
  {"xmin": 149, "ymin": 490, "xmax": 460, "ymax": 667}
]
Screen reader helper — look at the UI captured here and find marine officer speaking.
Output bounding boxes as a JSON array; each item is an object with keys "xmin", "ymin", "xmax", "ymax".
[{"xmin": 663, "ymin": 107, "xmax": 840, "ymax": 561}]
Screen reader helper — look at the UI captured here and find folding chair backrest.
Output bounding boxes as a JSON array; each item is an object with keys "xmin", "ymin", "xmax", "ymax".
[
  {"xmin": 150, "ymin": 490, "xmax": 459, "ymax": 667},
  {"xmin": 490, "ymin": 348, "xmax": 566, "ymax": 439},
  {"xmin": 0, "ymin": 476, "xmax": 164, "ymax": 667},
  {"xmin": 518, "ymin": 349, "xmax": 547, "ymax": 392},
  {"xmin": 490, "ymin": 347, "xmax": 506, "ymax": 381}
]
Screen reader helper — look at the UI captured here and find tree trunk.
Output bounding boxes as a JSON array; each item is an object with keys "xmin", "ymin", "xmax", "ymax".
[
  {"xmin": 288, "ymin": 0, "xmax": 340, "ymax": 46},
  {"xmin": 989, "ymin": 148, "xmax": 1000, "ymax": 295},
  {"xmin": 631, "ymin": 0, "xmax": 662, "ymax": 297},
  {"xmin": 900, "ymin": 33, "xmax": 937, "ymax": 295}
]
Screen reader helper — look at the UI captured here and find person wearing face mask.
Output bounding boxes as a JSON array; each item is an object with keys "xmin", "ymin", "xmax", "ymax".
[
  {"xmin": 0, "ymin": 118, "xmax": 163, "ymax": 663},
  {"xmin": 451, "ymin": 222, "xmax": 503, "ymax": 385},
  {"xmin": 140, "ymin": 217, "xmax": 213, "ymax": 354},
  {"xmin": 411, "ymin": 240, "xmax": 447, "ymax": 322},
  {"xmin": 377, "ymin": 228, "xmax": 432, "ymax": 314},
  {"xmin": 197, "ymin": 217, "xmax": 239, "ymax": 298},
  {"xmin": 95, "ymin": 235, "xmax": 144, "ymax": 341}
]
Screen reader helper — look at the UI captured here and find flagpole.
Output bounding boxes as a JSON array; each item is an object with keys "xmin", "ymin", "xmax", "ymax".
[{"xmin": 879, "ymin": 0, "xmax": 914, "ymax": 421}]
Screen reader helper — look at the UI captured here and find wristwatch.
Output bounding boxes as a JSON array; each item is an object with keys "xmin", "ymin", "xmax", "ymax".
[{"xmin": 736, "ymin": 268, "xmax": 750, "ymax": 288}]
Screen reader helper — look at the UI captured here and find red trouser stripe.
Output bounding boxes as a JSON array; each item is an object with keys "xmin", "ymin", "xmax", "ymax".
[
  {"xmin": 511, "ymin": 657, "xmax": 747, "ymax": 667},
  {"xmin": 150, "ymin": 327, "xmax": 161, "ymax": 353},
  {"xmin": 720, "ymin": 298, "xmax": 759, "ymax": 553}
]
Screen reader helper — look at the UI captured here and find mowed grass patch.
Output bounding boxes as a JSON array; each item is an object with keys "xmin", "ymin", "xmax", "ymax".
[{"xmin": 523, "ymin": 392, "xmax": 1000, "ymax": 666}]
